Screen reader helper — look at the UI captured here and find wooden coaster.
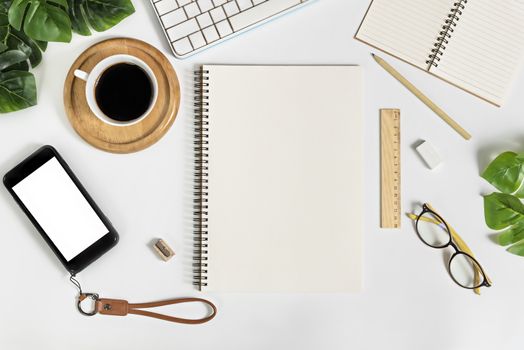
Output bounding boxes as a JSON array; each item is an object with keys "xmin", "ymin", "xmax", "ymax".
[{"xmin": 64, "ymin": 38, "xmax": 180, "ymax": 153}]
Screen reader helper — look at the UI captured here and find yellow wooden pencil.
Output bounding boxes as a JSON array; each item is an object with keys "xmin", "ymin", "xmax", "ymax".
[{"xmin": 372, "ymin": 54, "xmax": 471, "ymax": 140}]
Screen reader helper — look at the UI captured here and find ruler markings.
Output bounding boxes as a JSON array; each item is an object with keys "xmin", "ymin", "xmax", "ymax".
[{"xmin": 380, "ymin": 109, "xmax": 401, "ymax": 229}]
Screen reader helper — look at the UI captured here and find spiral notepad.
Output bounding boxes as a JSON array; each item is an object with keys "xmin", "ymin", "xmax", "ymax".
[
  {"xmin": 193, "ymin": 65, "xmax": 363, "ymax": 292},
  {"xmin": 355, "ymin": 0, "xmax": 524, "ymax": 106}
]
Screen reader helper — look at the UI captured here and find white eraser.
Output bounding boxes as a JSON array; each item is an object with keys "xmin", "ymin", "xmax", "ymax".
[{"xmin": 416, "ymin": 141, "xmax": 442, "ymax": 169}]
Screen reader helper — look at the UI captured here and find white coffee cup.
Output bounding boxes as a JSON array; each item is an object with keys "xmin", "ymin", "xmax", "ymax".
[{"xmin": 74, "ymin": 54, "xmax": 158, "ymax": 127}]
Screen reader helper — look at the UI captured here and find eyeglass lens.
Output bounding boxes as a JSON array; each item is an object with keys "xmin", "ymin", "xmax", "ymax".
[
  {"xmin": 416, "ymin": 211, "xmax": 451, "ymax": 248},
  {"xmin": 449, "ymin": 253, "xmax": 484, "ymax": 288}
]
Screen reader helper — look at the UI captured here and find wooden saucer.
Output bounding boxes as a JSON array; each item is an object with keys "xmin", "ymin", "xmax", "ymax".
[{"xmin": 64, "ymin": 38, "xmax": 180, "ymax": 153}]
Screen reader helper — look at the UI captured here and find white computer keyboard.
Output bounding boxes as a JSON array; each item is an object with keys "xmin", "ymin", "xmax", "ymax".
[{"xmin": 150, "ymin": 0, "xmax": 311, "ymax": 58}]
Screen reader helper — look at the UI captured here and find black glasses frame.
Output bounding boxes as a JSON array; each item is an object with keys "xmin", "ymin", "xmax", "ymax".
[{"xmin": 415, "ymin": 204, "xmax": 491, "ymax": 290}]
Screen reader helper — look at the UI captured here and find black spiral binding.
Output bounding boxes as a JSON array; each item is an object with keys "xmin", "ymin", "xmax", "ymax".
[
  {"xmin": 193, "ymin": 67, "xmax": 209, "ymax": 290},
  {"xmin": 426, "ymin": 0, "xmax": 468, "ymax": 69}
]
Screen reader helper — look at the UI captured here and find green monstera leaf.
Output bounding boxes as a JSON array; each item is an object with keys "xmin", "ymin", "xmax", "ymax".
[
  {"xmin": 484, "ymin": 192, "xmax": 524, "ymax": 231},
  {"xmin": 1, "ymin": 1, "xmax": 46, "ymax": 67},
  {"xmin": 0, "ymin": 49, "xmax": 28, "ymax": 70},
  {"xmin": 483, "ymin": 153, "xmax": 524, "ymax": 257},
  {"xmin": 0, "ymin": 70, "xmax": 36, "ymax": 112},
  {"xmin": 507, "ymin": 240, "xmax": 524, "ymax": 256},
  {"xmin": 482, "ymin": 152, "xmax": 524, "ymax": 195},
  {"xmin": 497, "ymin": 221, "xmax": 524, "ymax": 247},
  {"xmin": 68, "ymin": 0, "xmax": 134, "ymax": 36},
  {"xmin": 0, "ymin": 0, "xmax": 40, "ymax": 112},
  {"xmin": 8, "ymin": 0, "xmax": 72, "ymax": 42}
]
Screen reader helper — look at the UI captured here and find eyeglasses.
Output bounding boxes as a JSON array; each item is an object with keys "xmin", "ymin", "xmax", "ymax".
[{"xmin": 415, "ymin": 203, "xmax": 491, "ymax": 290}]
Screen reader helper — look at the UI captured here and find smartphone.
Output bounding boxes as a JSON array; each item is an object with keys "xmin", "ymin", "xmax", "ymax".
[{"xmin": 3, "ymin": 145, "xmax": 118, "ymax": 274}]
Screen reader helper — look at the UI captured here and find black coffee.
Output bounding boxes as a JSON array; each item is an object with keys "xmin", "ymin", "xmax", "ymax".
[{"xmin": 95, "ymin": 63, "xmax": 153, "ymax": 122}]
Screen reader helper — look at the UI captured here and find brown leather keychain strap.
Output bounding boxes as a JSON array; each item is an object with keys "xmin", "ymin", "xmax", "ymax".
[
  {"xmin": 78, "ymin": 294, "xmax": 217, "ymax": 324},
  {"xmin": 97, "ymin": 297, "xmax": 217, "ymax": 324}
]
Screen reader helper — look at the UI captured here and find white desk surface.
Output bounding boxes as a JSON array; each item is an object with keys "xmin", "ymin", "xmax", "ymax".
[{"xmin": 1, "ymin": 0, "xmax": 524, "ymax": 349}]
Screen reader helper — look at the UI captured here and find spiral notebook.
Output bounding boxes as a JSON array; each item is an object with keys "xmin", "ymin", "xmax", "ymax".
[
  {"xmin": 193, "ymin": 65, "xmax": 363, "ymax": 292},
  {"xmin": 355, "ymin": 0, "xmax": 524, "ymax": 107}
]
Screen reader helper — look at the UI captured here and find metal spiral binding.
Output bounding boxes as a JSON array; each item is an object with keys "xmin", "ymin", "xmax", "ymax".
[
  {"xmin": 193, "ymin": 68, "xmax": 210, "ymax": 290},
  {"xmin": 426, "ymin": 0, "xmax": 468, "ymax": 69}
]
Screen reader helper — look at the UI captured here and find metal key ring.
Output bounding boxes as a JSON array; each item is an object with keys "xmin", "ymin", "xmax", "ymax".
[{"xmin": 77, "ymin": 293, "xmax": 99, "ymax": 316}]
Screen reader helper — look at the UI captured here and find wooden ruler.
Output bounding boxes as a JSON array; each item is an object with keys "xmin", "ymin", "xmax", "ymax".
[{"xmin": 380, "ymin": 109, "xmax": 401, "ymax": 228}]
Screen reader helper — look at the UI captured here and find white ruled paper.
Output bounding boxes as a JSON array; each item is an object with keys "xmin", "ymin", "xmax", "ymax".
[
  {"xmin": 433, "ymin": 0, "xmax": 524, "ymax": 106},
  {"xmin": 355, "ymin": 0, "xmax": 452, "ymax": 69}
]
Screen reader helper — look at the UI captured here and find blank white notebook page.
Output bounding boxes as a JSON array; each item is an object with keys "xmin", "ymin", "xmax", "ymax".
[
  {"xmin": 203, "ymin": 65, "xmax": 362, "ymax": 292},
  {"xmin": 433, "ymin": 0, "xmax": 524, "ymax": 106},
  {"xmin": 356, "ymin": 0, "xmax": 452, "ymax": 69}
]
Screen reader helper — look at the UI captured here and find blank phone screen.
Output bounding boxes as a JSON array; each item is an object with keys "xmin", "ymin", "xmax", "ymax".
[{"xmin": 12, "ymin": 157, "xmax": 109, "ymax": 261}]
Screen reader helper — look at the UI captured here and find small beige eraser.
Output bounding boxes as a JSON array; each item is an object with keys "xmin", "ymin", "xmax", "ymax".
[
  {"xmin": 153, "ymin": 239, "xmax": 175, "ymax": 261},
  {"xmin": 416, "ymin": 141, "xmax": 442, "ymax": 169}
]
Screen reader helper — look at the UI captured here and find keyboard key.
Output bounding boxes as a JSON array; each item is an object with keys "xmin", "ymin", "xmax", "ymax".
[
  {"xmin": 161, "ymin": 8, "xmax": 187, "ymax": 28},
  {"xmin": 185, "ymin": 2, "xmax": 201, "ymax": 18},
  {"xmin": 216, "ymin": 20, "xmax": 233, "ymax": 37},
  {"xmin": 190, "ymin": 31, "xmax": 207, "ymax": 48},
  {"xmin": 236, "ymin": 0, "xmax": 253, "ymax": 11},
  {"xmin": 230, "ymin": 0, "xmax": 299, "ymax": 31},
  {"xmin": 172, "ymin": 37, "xmax": 193, "ymax": 55},
  {"xmin": 197, "ymin": 0, "xmax": 213, "ymax": 12},
  {"xmin": 223, "ymin": 1, "xmax": 239, "ymax": 16},
  {"xmin": 167, "ymin": 18, "xmax": 199, "ymax": 41},
  {"xmin": 155, "ymin": 0, "xmax": 178, "ymax": 16},
  {"xmin": 210, "ymin": 7, "xmax": 226, "ymax": 22},
  {"xmin": 253, "ymin": 0, "xmax": 266, "ymax": 4},
  {"xmin": 213, "ymin": 0, "xmax": 227, "ymax": 5},
  {"xmin": 202, "ymin": 26, "xmax": 220, "ymax": 43},
  {"xmin": 178, "ymin": 0, "xmax": 191, "ymax": 6},
  {"xmin": 197, "ymin": 12, "xmax": 213, "ymax": 28}
]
